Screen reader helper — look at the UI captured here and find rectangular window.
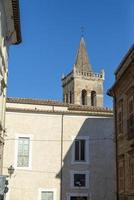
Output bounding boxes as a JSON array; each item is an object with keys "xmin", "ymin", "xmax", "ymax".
[
  {"xmin": 70, "ymin": 197, "xmax": 87, "ymax": 200},
  {"xmin": 17, "ymin": 137, "xmax": 30, "ymax": 167},
  {"xmin": 74, "ymin": 174, "xmax": 86, "ymax": 187},
  {"xmin": 118, "ymin": 159, "xmax": 125, "ymax": 192},
  {"xmin": 71, "ymin": 171, "xmax": 89, "ymax": 189},
  {"xmin": 127, "ymin": 95, "xmax": 134, "ymax": 139},
  {"xmin": 41, "ymin": 191, "xmax": 53, "ymax": 200},
  {"xmin": 117, "ymin": 100, "xmax": 123, "ymax": 135},
  {"xmin": 75, "ymin": 139, "xmax": 85, "ymax": 161},
  {"xmin": 129, "ymin": 153, "xmax": 134, "ymax": 188}
]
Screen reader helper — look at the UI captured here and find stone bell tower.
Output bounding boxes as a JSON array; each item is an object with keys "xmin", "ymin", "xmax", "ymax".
[{"xmin": 62, "ymin": 37, "xmax": 105, "ymax": 107}]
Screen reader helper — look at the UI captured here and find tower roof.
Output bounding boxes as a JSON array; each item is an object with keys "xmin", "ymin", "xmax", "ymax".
[{"xmin": 75, "ymin": 37, "xmax": 92, "ymax": 72}]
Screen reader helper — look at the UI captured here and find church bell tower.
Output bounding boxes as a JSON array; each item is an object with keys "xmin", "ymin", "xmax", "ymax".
[{"xmin": 62, "ymin": 37, "xmax": 105, "ymax": 107}]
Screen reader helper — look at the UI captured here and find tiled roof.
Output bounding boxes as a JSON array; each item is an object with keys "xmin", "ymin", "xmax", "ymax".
[
  {"xmin": 12, "ymin": 0, "xmax": 22, "ymax": 44},
  {"xmin": 6, "ymin": 97, "xmax": 67, "ymax": 106},
  {"xmin": 6, "ymin": 97, "xmax": 113, "ymax": 114}
]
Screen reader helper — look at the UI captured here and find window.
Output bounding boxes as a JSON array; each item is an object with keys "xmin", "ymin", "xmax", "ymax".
[
  {"xmin": 81, "ymin": 90, "xmax": 87, "ymax": 105},
  {"xmin": 68, "ymin": 194, "xmax": 88, "ymax": 200},
  {"xmin": 91, "ymin": 91, "xmax": 96, "ymax": 106},
  {"xmin": 39, "ymin": 189, "xmax": 56, "ymax": 200},
  {"xmin": 129, "ymin": 153, "xmax": 134, "ymax": 188},
  {"xmin": 41, "ymin": 191, "xmax": 54, "ymax": 200},
  {"xmin": 66, "ymin": 93, "xmax": 68, "ymax": 103},
  {"xmin": 127, "ymin": 95, "xmax": 134, "ymax": 139},
  {"xmin": 72, "ymin": 136, "xmax": 89, "ymax": 164},
  {"xmin": 70, "ymin": 197, "xmax": 87, "ymax": 200},
  {"xmin": 70, "ymin": 91, "xmax": 72, "ymax": 104},
  {"xmin": 75, "ymin": 139, "xmax": 85, "ymax": 161},
  {"xmin": 74, "ymin": 174, "xmax": 86, "ymax": 187},
  {"xmin": 71, "ymin": 171, "xmax": 89, "ymax": 189},
  {"xmin": 118, "ymin": 158, "xmax": 125, "ymax": 192},
  {"xmin": 117, "ymin": 100, "xmax": 123, "ymax": 135},
  {"xmin": 17, "ymin": 137, "xmax": 30, "ymax": 168}
]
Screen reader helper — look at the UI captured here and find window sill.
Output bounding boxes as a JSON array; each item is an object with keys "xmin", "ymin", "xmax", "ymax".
[
  {"xmin": 15, "ymin": 166, "xmax": 32, "ymax": 171},
  {"xmin": 71, "ymin": 186, "xmax": 88, "ymax": 190},
  {"xmin": 71, "ymin": 161, "xmax": 89, "ymax": 165}
]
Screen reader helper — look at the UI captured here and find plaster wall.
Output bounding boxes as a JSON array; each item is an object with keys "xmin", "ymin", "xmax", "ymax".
[{"xmin": 3, "ymin": 107, "xmax": 116, "ymax": 200}]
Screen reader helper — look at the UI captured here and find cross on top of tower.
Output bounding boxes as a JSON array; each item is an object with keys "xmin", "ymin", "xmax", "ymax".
[{"xmin": 81, "ymin": 26, "xmax": 85, "ymax": 37}]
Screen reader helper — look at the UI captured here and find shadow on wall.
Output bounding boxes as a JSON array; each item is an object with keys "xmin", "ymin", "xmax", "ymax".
[{"xmin": 56, "ymin": 117, "xmax": 116, "ymax": 200}]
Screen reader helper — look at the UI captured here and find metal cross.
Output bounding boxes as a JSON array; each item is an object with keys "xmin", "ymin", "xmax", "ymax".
[{"xmin": 81, "ymin": 26, "xmax": 85, "ymax": 37}]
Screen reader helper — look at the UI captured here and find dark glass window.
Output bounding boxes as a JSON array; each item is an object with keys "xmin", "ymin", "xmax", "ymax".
[
  {"xmin": 74, "ymin": 174, "xmax": 86, "ymax": 187},
  {"xmin": 75, "ymin": 139, "xmax": 85, "ymax": 161}
]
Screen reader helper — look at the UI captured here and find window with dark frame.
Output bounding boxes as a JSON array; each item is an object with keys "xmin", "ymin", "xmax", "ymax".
[
  {"xmin": 74, "ymin": 174, "xmax": 86, "ymax": 187},
  {"xmin": 75, "ymin": 139, "xmax": 85, "ymax": 162}
]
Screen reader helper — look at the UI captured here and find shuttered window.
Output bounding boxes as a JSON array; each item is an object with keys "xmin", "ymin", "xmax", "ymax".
[
  {"xmin": 41, "ymin": 191, "xmax": 53, "ymax": 200},
  {"xmin": 17, "ymin": 137, "xmax": 30, "ymax": 167}
]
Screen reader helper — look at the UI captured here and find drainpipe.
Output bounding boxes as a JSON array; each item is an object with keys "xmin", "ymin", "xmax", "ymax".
[{"xmin": 60, "ymin": 114, "xmax": 64, "ymax": 200}]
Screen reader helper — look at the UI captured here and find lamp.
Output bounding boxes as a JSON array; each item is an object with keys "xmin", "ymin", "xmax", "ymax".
[{"xmin": 8, "ymin": 165, "xmax": 15, "ymax": 178}]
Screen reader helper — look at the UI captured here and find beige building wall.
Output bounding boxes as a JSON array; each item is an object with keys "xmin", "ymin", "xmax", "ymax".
[
  {"xmin": 0, "ymin": 0, "xmax": 21, "ymax": 174},
  {"xmin": 3, "ymin": 99, "xmax": 116, "ymax": 200}
]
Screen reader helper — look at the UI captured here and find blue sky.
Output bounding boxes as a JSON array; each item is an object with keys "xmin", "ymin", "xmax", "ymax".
[{"xmin": 8, "ymin": 0, "xmax": 134, "ymax": 107}]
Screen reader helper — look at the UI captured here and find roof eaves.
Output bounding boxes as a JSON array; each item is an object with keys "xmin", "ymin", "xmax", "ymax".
[
  {"xmin": 11, "ymin": 0, "xmax": 22, "ymax": 44},
  {"xmin": 114, "ymin": 44, "xmax": 134, "ymax": 75}
]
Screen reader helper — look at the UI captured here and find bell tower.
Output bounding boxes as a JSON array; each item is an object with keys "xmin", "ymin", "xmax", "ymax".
[{"xmin": 62, "ymin": 37, "xmax": 105, "ymax": 107}]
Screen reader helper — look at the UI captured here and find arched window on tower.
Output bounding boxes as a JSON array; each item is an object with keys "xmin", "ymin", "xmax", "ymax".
[
  {"xmin": 81, "ymin": 90, "xmax": 87, "ymax": 105},
  {"xmin": 70, "ymin": 91, "xmax": 72, "ymax": 104},
  {"xmin": 91, "ymin": 91, "xmax": 97, "ymax": 106},
  {"xmin": 66, "ymin": 93, "xmax": 68, "ymax": 103}
]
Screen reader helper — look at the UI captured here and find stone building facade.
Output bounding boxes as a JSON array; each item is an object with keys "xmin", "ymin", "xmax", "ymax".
[
  {"xmin": 108, "ymin": 45, "xmax": 134, "ymax": 200},
  {"xmin": 0, "ymin": 0, "xmax": 21, "ymax": 174},
  {"xmin": 3, "ymin": 98, "xmax": 115, "ymax": 200},
  {"xmin": 62, "ymin": 37, "xmax": 104, "ymax": 107}
]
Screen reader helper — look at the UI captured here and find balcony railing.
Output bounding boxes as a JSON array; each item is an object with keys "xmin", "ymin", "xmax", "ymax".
[{"xmin": 127, "ymin": 115, "xmax": 134, "ymax": 139}]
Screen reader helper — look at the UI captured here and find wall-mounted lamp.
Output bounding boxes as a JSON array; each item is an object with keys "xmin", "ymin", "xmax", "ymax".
[{"xmin": 8, "ymin": 165, "xmax": 15, "ymax": 178}]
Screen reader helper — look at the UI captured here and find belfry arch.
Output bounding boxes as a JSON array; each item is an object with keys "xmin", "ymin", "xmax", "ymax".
[
  {"xmin": 81, "ymin": 89, "xmax": 87, "ymax": 105},
  {"xmin": 91, "ymin": 91, "xmax": 97, "ymax": 106}
]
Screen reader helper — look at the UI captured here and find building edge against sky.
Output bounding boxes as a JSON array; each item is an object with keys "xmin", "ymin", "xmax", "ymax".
[
  {"xmin": 108, "ymin": 44, "xmax": 134, "ymax": 200},
  {"xmin": 0, "ymin": 0, "xmax": 21, "ymax": 174}
]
